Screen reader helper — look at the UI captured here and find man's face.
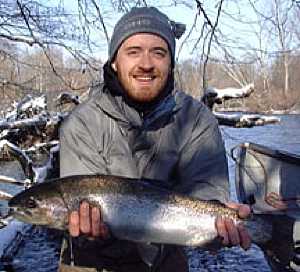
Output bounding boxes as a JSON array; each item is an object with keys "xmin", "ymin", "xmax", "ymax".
[{"xmin": 112, "ymin": 33, "xmax": 171, "ymax": 103}]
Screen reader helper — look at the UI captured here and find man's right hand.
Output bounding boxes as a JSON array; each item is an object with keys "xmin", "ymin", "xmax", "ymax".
[{"xmin": 68, "ymin": 201, "xmax": 109, "ymax": 238}]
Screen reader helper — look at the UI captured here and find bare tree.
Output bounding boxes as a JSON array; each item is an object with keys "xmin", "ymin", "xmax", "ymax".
[{"xmin": 0, "ymin": 0, "xmax": 299, "ymax": 112}]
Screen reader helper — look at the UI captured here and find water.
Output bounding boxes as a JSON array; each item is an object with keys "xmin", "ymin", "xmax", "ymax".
[
  {"xmin": 222, "ymin": 114, "xmax": 300, "ymax": 199},
  {"xmin": 1, "ymin": 227, "xmax": 62, "ymax": 272},
  {"xmin": 0, "ymin": 161, "xmax": 63, "ymax": 272},
  {"xmin": 0, "ymin": 114, "xmax": 300, "ymax": 272},
  {"xmin": 186, "ymin": 114, "xmax": 300, "ymax": 272}
]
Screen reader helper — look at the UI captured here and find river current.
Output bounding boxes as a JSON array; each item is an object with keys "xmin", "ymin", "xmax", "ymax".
[{"xmin": 0, "ymin": 114, "xmax": 299, "ymax": 272}]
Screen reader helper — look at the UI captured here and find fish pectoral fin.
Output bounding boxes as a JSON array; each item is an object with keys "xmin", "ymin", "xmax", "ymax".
[{"xmin": 136, "ymin": 243, "xmax": 161, "ymax": 267}]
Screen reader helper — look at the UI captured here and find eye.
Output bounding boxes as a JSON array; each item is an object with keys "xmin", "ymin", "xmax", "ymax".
[
  {"xmin": 153, "ymin": 50, "xmax": 166, "ymax": 58},
  {"xmin": 26, "ymin": 197, "xmax": 37, "ymax": 209},
  {"xmin": 127, "ymin": 50, "xmax": 139, "ymax": 56}
]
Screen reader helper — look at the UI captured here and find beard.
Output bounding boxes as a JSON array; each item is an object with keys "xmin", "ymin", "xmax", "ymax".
[
  {"xmin": 117, "ymin": 68, "xmax": 169, "ymax": 103},
  {"xmin": 103, "ymin": 61, "xmax": 174, "ymax": 112}
]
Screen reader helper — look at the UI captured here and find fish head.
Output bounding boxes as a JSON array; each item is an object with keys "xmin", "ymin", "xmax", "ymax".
[{"xmin": 8, "ymin": 181, "xmax": 68, "ymax": 230}]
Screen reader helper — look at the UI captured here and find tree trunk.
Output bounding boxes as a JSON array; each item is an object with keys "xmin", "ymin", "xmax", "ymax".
[{"xmin": 284, "ymin": 53, "xmax": 289, "ymax": 98}]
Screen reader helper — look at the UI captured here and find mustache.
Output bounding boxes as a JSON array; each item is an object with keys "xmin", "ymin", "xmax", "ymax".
[{"xmin": 131, "ymin": 68, "xmax": 161, "ymax": 77}]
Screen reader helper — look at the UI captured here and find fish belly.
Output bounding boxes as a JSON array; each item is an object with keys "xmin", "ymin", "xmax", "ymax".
[{"xmin": 90, "ymin": 194, "xmax": 218, "ymax": 247}]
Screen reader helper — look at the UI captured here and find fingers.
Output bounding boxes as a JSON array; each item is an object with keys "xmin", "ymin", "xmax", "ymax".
[
  {"xmin": 68, "ymin": 201, "xmax": 109, "ymax": 239},
  {"xmin": 237, "ymin": 223, "xmax": 251, "ymax": 250},
  {"xmin": 91, "ymin": 205, "xmax": 110, "ymax": 239},
  {"xmin": 226, "ymin": 202, "xmax": 251, "ymax": 219},
  {"xmin": 237, "ymin": 204, "xmax": 251, "ymax": 219},
  {"xmin": 224, "ymin": 218, "xmax": 240, "ymax": 246},
  {"xmin": 216, "ymin": 217, "xmax": 240, "ymax": 247},
  {"xmin": 69, "ymin": 211, "xmax": 80, "ymax": 237},
  {"xmin": 91, "ymin": 206, "xmax": 101, "ymax": 237},
  {"xmin": 80, "ymin": 201, "xmax": 91, "ymax": 234},
  {"xmin": 216, "ymin": 218, "xmax": 251, "ymax": 250},
  {"xmin": 216, "ymin": 203, "xmax": 252, "ymax": 250},
  {"xmin": 216, "ymin": 216, "xmax": 229, "ymax": 246},
  {"xmin": 265, "ymin": 192, "xmax": 288, "ymax": 210}
]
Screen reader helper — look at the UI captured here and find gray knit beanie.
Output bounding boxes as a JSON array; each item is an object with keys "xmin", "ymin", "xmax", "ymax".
[{"xmin": 109, "ymin": 7, "xmax": 186, "ymax": 65}]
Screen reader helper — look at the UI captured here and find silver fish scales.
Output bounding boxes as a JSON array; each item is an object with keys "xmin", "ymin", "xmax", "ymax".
[{"xmin": 8, "ymin": 174, "xmax": 272, "ymax": 247}]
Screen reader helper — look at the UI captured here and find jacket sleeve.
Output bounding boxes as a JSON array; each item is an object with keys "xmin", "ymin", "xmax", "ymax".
[
  {"xmin": 59, "ymin": 112, "xmax": 104, "ymax": 177},
  {"xmin": 174, "ymin": 106, "xmax": 230, "ymax": 204}
]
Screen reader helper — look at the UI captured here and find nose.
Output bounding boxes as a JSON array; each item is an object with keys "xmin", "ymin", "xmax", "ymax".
[{"xmin": 138, "ymin": 52, "xmax": 154, "ymax": 71}]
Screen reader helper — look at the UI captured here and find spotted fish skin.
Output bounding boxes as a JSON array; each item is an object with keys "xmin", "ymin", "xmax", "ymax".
[{"xmin": 8, "ymin": 174, "xmax": 272, "ymax": 247}]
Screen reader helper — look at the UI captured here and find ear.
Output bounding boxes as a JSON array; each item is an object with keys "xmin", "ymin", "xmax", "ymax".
[{"xmin": 111, "ymin": 62, "xmax": 117, "ymax": 72}]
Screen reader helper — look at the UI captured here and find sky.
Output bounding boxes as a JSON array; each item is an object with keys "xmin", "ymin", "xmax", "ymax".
[
  {"xmin": 58, "ymin": 0, "xmax": 262, "ymax": 62},
  {"xmin": 33, "ymin": 0, "xmax": 299, "ymax": 64},
  {"xmin": 105, "ymin": 1, "xmax": 259, "ymax": 60}
]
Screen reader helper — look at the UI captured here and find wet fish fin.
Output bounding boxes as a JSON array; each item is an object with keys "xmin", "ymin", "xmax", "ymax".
[{"xmin": 136, "ymin": 242, "xmax": 160, "ymax": 267}]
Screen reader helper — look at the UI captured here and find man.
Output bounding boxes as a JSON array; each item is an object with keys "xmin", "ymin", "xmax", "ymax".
[{"xmin": 59, "ymin": 6, "xmax": 251, "ymax": 272}]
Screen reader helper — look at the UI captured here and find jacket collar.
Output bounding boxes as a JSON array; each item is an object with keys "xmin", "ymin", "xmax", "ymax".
[{"xmin": 94, "ymin": 85, "xmax": 180, "ymax": 130}]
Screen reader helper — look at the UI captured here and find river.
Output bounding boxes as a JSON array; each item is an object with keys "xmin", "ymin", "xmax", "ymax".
[
  {"xmin": 188, "ymin": 113, "xmax": 300, "ymax": 272},
  {"xmin": 1, "ymin": 114, "xmax": 300, "ymax": 272}
]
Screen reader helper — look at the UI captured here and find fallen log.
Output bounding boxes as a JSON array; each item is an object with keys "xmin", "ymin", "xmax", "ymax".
[
  {"xmin": 0, "ymin": 190, "xmax": 13, "ymax": 201},
  {"xmin": 0, "ymin": 175, "xmax": 25, "ymax": 186},
  {"xmin": 215, "ymin": 112, "xmax": 280, "ymax": 127},
  {"xmin": 202, "ymin": 83, "xmax": 254, "ymax": 110}
]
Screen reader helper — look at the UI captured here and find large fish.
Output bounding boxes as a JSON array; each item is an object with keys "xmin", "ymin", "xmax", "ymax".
[{"xmin": 8, "ymin": 174, "xmax": 273, "ymax": 247}]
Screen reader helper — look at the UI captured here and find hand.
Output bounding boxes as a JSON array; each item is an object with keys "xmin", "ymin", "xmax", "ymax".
[
  {"xmin": 265, "ymin": 192, "xmax": 288, "ymax": 210},
  {"xmin": 215, "ymin": 202, "xmax": 251, "ymax": 250},
  {"xmin": 68, "ymin": 201, "xmax": 109, "ymax": 239}
]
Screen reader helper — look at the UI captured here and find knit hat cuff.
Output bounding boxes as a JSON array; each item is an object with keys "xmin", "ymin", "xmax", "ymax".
[
  {"xmin": 110, "ymin": 17, "xmax": 174, "ymax": 59},
  {"xmin": 109, "ymin": 7, "xmax": 186, "ymax": 65}
]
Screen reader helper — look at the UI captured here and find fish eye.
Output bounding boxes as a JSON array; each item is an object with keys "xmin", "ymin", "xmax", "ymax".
[{"xmin": 26, "ymin": 197, "xmax": 37, "ymax": 209}]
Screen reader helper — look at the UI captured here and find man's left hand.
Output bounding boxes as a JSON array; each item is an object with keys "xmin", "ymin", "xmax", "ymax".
[{"xmin": 215, "ymin": 203, "xmax": 251, "ymax": 250}]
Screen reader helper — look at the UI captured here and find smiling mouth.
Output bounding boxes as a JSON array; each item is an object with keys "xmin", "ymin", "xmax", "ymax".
[{"xmin": 133, "ymin": 75, "xmax": 156, "ymax": 81}]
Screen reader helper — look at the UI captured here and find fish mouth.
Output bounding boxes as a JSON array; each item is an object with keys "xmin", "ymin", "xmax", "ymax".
[
  {"xmin": 9, "ymin": 207, "xmax": 34, "ymax": 221},
  {"xmin": 8, "ymin": 206, "xmax": 63, "ymax": 228},
  {"xmin": 8, "ymin": 207, "xmax": 32, "ymax": 216}
]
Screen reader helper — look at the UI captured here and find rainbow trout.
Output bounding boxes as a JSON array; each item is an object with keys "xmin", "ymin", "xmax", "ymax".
[{"xmin": 8, "ymin": 174, "xmax": 272, "ymax": 247}]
